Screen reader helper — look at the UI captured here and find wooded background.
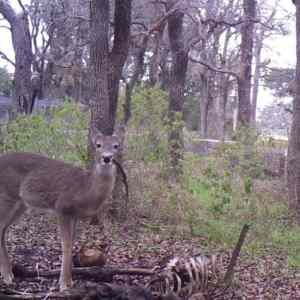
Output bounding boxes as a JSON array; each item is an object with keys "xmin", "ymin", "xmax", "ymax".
[{"xmin": 1, "ymin": 1, "xmax": 300, "ymax": 297}]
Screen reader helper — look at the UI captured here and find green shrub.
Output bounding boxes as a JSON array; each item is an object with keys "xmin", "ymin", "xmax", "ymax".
[
  {"xmin": 127, "ymin": 87, "xmax": 168, "ymax": 164},
  {"xmin": 0, "ymin": 101, "xmax": 89, "ymax": 165},
  {"xmin": 0, "ymin": 67, "xmax": 13, "ymax": 96}
]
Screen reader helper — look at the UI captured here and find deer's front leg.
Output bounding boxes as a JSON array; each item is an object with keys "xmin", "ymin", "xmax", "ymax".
[{"xmin": 58, "ymin": 215, "xmax": 76, "ymax": 291}]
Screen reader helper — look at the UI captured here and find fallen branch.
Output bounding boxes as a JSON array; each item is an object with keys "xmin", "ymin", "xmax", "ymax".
[
  {"xmin": 13, "ymin": 265, "xmax": 155, "ymax": 281},
  {"xmin": 223, "ymin": 224, "xmax": 250, "ymax": 286},
  {"xmin": 210, "ymin": 224, "xmax": 250, "ymax": 298}
]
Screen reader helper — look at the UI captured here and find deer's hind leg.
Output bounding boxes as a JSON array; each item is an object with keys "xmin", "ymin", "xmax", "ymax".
[{"xmin": 0, "ymin": 198, "xmax": 26, "ymax": 284}]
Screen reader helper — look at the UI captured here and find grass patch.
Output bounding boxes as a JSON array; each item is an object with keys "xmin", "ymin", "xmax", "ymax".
[{"xmin": 182, "ymin": 151, "xmax": 300, "ymax": 267}]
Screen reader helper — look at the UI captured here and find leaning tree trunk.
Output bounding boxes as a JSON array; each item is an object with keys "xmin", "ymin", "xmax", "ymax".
[
  {"xmin": 287, "ymin": 0, "xmax": 300, "ymax": 218},
  {"xmin": 167, "ymin": 0, "xmax": 188, "ymax": 179},
  {"xmin": 0, "ymin": 1, "xmax": 34, "ymax": 114},
  {"xmin": 237, "ymin": 0, "xmax": 256, "ymax": 127}
]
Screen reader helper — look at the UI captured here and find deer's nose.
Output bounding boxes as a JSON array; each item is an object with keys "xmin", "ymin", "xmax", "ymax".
[{"xmin": 102, "ymin": 154, "xmax": 113, "ymax": 164}]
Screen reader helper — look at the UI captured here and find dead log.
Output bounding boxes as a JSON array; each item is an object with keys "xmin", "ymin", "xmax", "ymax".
[
  {"xmin": 13, "ymin": 265, "xmax": 155, "ymax": 282},
  {"xmin": 0, "ymin": 283, "xmax": 154, "ymax": 300}
]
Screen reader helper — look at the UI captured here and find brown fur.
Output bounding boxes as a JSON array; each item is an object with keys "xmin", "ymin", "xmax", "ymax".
[{"xmin": 0, "ymin": 131, "xmax": 120, "ymax": 290}]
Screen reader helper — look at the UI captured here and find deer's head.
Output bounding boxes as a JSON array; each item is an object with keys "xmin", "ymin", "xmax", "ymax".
[{"xmin": 90, "ymin": 128, "xmax": 120, "ymax": 173}]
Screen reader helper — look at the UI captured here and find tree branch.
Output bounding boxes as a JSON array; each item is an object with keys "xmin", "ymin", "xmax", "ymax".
[
  {"xmin": 189, "ymin": 56, "xmax": 238, "ymax": 78},
  {"xmin": 131, "ymin": 21, "xmax": 148, "ymax": 31},
  {"xmin": 0, "ymin": 50, "xmax": 15, "ymax": 66},
  {"xmin": 0, "ymin": 24, "xmax": 11, "ymax": 30},
  {"xmin": 132, "ymin": 5, "xmax": 180, "ymax": 38},
  {"xmin": 223, "ymin": 224, "xmax": 250, "ymax": 286},
  {"xmin": 16, "ymin": 0, "xmax": 26, "ymax": 14},
  {"xmin": 0, "ymin": 0, "xmax": 17, "ymax": 25}
]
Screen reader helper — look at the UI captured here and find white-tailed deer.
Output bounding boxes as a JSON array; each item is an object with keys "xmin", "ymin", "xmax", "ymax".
[{"xmin": 0, "ymin": 128, "xmax": 120, "ymax": 290}]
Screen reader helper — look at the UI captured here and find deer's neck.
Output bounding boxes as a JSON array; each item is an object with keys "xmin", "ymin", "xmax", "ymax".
[{"xmin": 88, "ymin": 164, "xmax": 116, "ymax": 198}]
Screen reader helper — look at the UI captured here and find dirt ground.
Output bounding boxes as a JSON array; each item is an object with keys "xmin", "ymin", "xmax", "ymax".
[{"xmin": 0, "ymin": 211, "xmax": 300, "ymax": 299}]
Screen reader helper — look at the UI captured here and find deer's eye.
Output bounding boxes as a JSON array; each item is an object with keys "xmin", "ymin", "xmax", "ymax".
[
  {"xmin": 96, "ymin": 143, "xmax": 102, "ymax": 148},
  {"xmin": 113, "ymin": 144, "xmax": 119, "ymax": 149}
]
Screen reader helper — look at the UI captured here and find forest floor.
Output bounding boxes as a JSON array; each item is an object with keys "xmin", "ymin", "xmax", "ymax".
[{"xmin": 0, "ymin": 207, "xmax": 300, "ymax": 300}]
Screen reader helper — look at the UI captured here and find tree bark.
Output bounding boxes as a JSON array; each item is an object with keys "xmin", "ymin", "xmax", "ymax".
[
  {"xmin": 199, "ymin": 73, "xmax": 212, "ymax": 138},
  {"xmin": 149, "ymin": 24, "xmax": 166, "ymax": 87},
  {"xmin": 251, "ymin": 29, "xmax": 263, "ymax": 125},
  {"xmin": 214, "ymin": 28, "xmax": 232, "ymax": 140},
  {"xmin": 0, "ymin": 1, "xmax": 34, "ymax": 114},
  {"xmin": 287, "ymin": 0, "xmax": 300, "ymax": 218},
  {"xmin": 108, "ymin": 0, "xmax": 132, "ymax": 132},
  {"xmin": 89, "ymin": 0, "xmax": 111, "ymax": 136},
  {"xmin": 237, "ymin": 0, "xmax": 256, "ymax": 127},
  {"xmin": 215, "ymin": 73, "xmax": 230, "ymax": 140},
  {"xmin": 159, "ymin": 47, "xmax": 170, "ymax": 91},
  {"xmin": 166, "ymin": 0, "xmax": 188, "ymax": 178},
  {"xmin": 123, "ymin": 35, "xmax": 148, "ymax": 124}
]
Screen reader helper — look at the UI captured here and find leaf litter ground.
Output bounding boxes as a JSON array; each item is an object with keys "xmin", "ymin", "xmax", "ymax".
[{"xmin": 0, "ymin": 211, "xmax": 300, "ymax": 299}]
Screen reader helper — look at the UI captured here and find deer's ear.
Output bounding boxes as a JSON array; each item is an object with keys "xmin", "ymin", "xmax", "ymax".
[{"xmin": 90, "ymin": 126, "xmax": 103, "ymax": 144}]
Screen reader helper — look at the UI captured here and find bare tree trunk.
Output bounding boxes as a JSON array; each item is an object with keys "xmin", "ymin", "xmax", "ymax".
[
  {"xmin": 251, "ymin": 30, "xmax": 263, "ymax": 125},
  {"xmin": 199, "ymin": 74, "xmax": 211, "ymax": 138},
  {"xmin": 149, "ymin": 25, "xmax": 165, "ymax": 87},
  {"xmin": 89, "ymin": 0, "xmax": 131, "ymax": 136},
  {"xmin": 88, "ymin": 0, "xmax": 131, "ymax": 221},
  {"xmin": 215, "ymin": 73, "xmax": 230, "ymax": 140},
  {"xmin": 237, "ymin": 0, "xmax": 256, "ymax": 127},
  {"xmin": 287, "ymin": 0, "xmax": 300, "ymax": 218},
  {"xmin": 159, "ymin": 47, "xmax": 170, "ymax": 91},
  {"xmin": 167, "ymin": 0, "xmax": 188, "ymax": 178},
  {"xmin": 123, "ymin": 35, "xmax": 148, "ymax": 124},
  {"xmin": 108, "ymin": 0, "xmax": 132, "ymax": 131},
  {"xmin": 89, "ymin": 0, "xmax": 111, "ymax": 136},
  {"xmin": 0, "ymin": 1, "xmax": 34, "ymax": 114},
  {"xmin": 215, "ymin": 28, "xmax": 232, "ymax": 139},
  {"xmin": 199, "ymin": 102, "xmax": 209, "ymax": 138},
  {"xmin": 109, "ymin": 0, "xmax": 131, "ymax": 219},
  {"xmin": 73, "ymin": 24, "xmax": 85, "ymax": 103}
]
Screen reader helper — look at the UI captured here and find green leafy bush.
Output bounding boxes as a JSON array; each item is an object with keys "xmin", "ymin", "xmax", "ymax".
[
  {"xmin": 0, "ymin": 67, "xmax": 13, "ymax": 96},
  {"xmin": 0, "ymin": 101, "xmax": 89, "ymax": 165},
  {"xmin": 127, "ymin": 87, "xmax": 168, "ymax": 164}
]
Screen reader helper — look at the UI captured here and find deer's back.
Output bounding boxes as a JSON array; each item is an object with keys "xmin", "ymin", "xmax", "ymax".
[
  {"xmin": 0, "ymin": 153, "xmax": 51, "ymax": 199},
  {"xmin": 0, "ymin": 152, "xmax": 86, "ymax": 204},
  {"xmin": 20, "ymin": 159, "xmax": 89, "ymax": 211}
]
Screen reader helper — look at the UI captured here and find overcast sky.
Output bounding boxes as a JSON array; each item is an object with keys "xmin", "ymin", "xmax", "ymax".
[
  {"xmin": 0, "ymin": 0, "xmax": 297, "ymax": 109},
  {"xmin": 260, "ymin": 1, "xmax": 296, "ymax": 68}
]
